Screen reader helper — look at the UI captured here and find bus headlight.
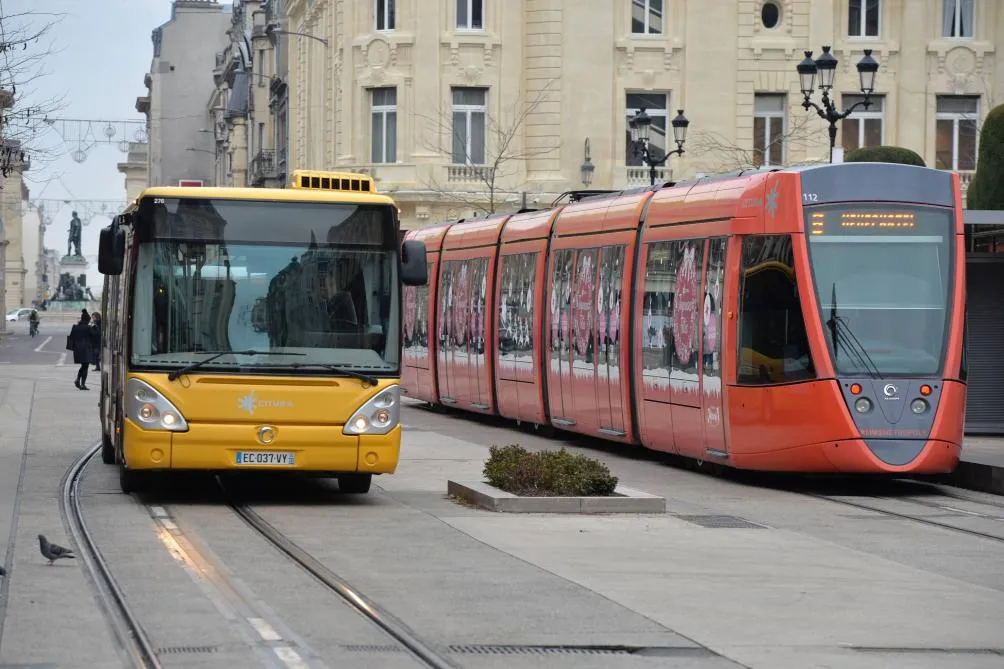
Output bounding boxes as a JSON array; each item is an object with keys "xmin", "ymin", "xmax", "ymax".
[
  {"xmin": 343, "ymin": 385, "xmax": 400, "ymax": 436},
  {"xmin": 126, "ymin": 378, "xmax": 189, "ymax": 432},
  {"xmin": 854, "ymin": 397, "xmax": 873, "ymax": 413},
  {"xmin": 910, "ymin": 398, "xmax": 929, "ymax": 414}
]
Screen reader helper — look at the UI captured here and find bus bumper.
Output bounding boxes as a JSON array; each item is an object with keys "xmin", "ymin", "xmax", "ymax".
[{"xmin": 122, "ymin": 419, "xmax": 401, "ymax": 474}]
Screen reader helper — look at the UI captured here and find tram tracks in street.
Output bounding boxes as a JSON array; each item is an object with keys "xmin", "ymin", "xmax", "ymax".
[
  {"xmin": 217, "ymin": 477, "xmax": 458, "ymax": 669},
  {"xmin": 61, "ymin": 443, "xmax": 164, "ymax": 669},
  {"xmin": 808, "ymin": 486, "xmax": 1004, "ymax": 544}
]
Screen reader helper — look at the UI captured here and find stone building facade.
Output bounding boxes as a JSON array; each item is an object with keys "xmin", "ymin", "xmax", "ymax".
[{"xmin": 264, "ymin": 0, "xmax": 1001, "ymax": 230}]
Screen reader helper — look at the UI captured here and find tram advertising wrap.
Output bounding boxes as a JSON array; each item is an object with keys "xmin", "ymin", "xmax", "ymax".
[{"xmin": 403, "ymin": 162, "xmax": 966, "ymax": 475}]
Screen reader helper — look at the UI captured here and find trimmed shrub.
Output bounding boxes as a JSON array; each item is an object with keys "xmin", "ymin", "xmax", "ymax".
[
  {"xmin": 967, "ymin": 103, "xmax": 1004, "ymax": 210},
  {"xmin": 483, "ymin": 444, "xmax": 618, "ymax": 497},
  {"xmin": 845, "ymin": 145, "xmax": 926, "ymax": 166}
]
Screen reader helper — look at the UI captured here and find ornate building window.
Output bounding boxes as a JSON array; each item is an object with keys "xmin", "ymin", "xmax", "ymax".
[
  {"xmin": 456, "ymin": 0, "xmax": 484, "ymax": 31},
  {"xmin": 451, "ymin": 87, "xmax": 486, "ymax": 165},
  {"xmin": 753, "ymin": 94, "xmax": 786, "ymax": 167},
  {"xmin": 631, "ymin": 0, "xmax": 663, "ymax": 35},
  {"xmin": 370, "ymin": 87, "xmax": 397, "ymax": 164},
  {"xmin": 376, "ymin": 0, "xmax": 395, "ymax": 31},
  {"xmin": 625, "ymin": 92, "xmax": 668, "ymax": 165},
  {"xmin": 848, "ymin": 0, "xmax": 880, "ymax": 38},
  {"xmin": 841, "ymin": 94, "xmax": 884, "ymax": 151},
  {"xmin": 935, "ymin": 96, "xmax": 979, "ymax": 171},
  {"xmin": 761, "ymin": 2, "xmax": 781, "ymax": 30},
  {"xmin": 942, "ymin": 0, "xmax": 974, "ymax": 39}
]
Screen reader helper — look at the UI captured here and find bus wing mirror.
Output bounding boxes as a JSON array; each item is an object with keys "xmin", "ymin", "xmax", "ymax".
[
  {"xmin": 400, "ymin": 240, "xmax": 428, "ymax": 286},
  {"xmin": 98, "ymin": 224, "xmax": 125, "ymax": 275}
]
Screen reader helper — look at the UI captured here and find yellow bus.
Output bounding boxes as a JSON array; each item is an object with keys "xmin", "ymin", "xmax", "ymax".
[{"xmin": 97, "ymin": 170, "xmax": 428, "ymax": 494}]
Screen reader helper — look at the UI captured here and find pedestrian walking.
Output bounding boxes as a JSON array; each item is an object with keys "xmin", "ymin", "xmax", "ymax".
[
  {"xmin": 68, "ymin": 310, "xmax": 93, "ymax": 390},
  {"xmin": 90, "ymin": 312, "xmax": 102, "ymax": 371},
  {"xmin": 28, "ymin": 309, "xmax": 39, "ymax": 337}
]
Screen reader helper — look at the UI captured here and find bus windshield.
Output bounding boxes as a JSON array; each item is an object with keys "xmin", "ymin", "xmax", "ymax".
[
  {"xmin": 129, "ymin": 197, "xmax": 400, "ymax": 375},
  {"xmin": 804, "ymin": 203, "xmax": 954, "ymax": 377}
]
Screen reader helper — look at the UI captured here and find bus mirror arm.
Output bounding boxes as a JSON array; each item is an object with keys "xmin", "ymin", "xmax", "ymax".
[{"xmin": 400, "ymin": 240, "xmax": 428, "ymax": 286}]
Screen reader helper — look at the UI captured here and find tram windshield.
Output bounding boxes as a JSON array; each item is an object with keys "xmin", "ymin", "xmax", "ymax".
[
  {"xmin": 804, "ymin": 203, "xmax": 953, "ymax": 377},
  {"xmin": 129, "ymin": 197, "xmax": 400, "ymax": 375}
]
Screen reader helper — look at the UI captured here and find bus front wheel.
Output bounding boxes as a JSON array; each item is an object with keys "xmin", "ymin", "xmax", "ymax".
[
  {"xmin": 101, "ymin": 432, "xmax": 115, "ymax": 465},
  {"xmin": 119, "ymin": 461, "xmax": 148, "ymax": 494},
  {"xmin": 337, "ymin": 473, "xmax": 371, "ymax": 494}
]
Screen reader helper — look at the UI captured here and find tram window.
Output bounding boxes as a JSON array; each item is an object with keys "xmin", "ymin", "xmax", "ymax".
[
  {"xmin": 439, "ymin": 258, "xmax": 488, "ymax": 356},
  {"xmin": 402, "ymin": 264, "xmax": 430, "ymax": 356},
  {"xmin": 737, "ymin": 235, "xmax": 816, "ymax": 385},
  {"xmin": 498, "ymin": 252, "xmax": 537, "ymax": 365}
]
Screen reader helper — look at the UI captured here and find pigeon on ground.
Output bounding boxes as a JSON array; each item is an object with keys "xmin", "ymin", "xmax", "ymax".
[{"xmin": 38, "ymin": 534, "xmax": 75, "ymax": 565}]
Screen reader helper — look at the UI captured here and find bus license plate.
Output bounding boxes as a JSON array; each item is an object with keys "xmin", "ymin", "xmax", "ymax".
[{"xmin": 235, "ymin": 451, "xmax": 296, "ymax": 466}]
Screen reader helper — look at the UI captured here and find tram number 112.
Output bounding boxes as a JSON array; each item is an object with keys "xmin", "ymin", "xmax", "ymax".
[{"xmin": 802, "ymin": 192, "xmax": 819, "ymax": 203}]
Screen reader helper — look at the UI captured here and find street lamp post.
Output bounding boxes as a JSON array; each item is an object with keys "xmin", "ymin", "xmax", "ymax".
[
  {"xmin": 796, "ymin": 46, "xmax": 880, "ymax": 163},
  {"xmin": 629, "ymin": 108, "xmax": 689, "ymax": 186}
]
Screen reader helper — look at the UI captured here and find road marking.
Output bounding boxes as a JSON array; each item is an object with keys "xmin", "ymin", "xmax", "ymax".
[
  {"xmin": 57, "ymin": 352, "xmax": 66, "ymax": 366},
  {"xmin": 149, "ymin": 506, "xmax": 169, "ymax": 518},
  {"xmin": 34, "ymin": 336, "xmax": 52, "ymax": 352},
  {"xmin": 273, "ymin": 647, "xmax": 310, "ymax": 669},
  {"xmin": 248, "ymin": 617, "xmax": 282, "ymax": 642}
]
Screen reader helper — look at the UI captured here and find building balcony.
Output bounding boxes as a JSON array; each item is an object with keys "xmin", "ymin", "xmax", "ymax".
[
  {"xmin": 446, "ymin": 164, "xmax": 492, "ymax": 183},
  {"xmin": 620, "ymin": 165, "xmax": 671, "ymax": 189},
  {"xmin": 249, "ymin": 149, "xmax": 280, "ymax": 187},
  {"xmin": 958, "ymin": 170, "xmax": 975, "ymax": 207}
]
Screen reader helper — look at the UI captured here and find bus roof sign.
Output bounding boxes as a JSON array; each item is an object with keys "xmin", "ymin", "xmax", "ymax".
[{"xmin": 291, "ymin": 169, "xmax": 376, "ymax": 194}]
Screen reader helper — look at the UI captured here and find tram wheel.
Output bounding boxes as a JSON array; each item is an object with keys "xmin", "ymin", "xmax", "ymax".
[{"xmin": 337, "ymin": 473, "xmax": 372, "ymax": 494}]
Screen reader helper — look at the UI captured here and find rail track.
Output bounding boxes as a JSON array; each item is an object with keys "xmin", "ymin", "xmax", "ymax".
[
  {"xmin": 809, "ymin": 485, "xmax": 1004, "ymax": 544},
  {"xmin": 218, "ymin": 477, "xmax": 458, "ymax": 669},
  {"xmin": 61, "ymin": 443, "xmax": 163, "ymax": 669}
]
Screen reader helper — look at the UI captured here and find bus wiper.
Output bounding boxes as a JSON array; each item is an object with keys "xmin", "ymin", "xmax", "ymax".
[
  {"xmin": 166, "ymin": 349, "xmax": 305, "ymax": 381},
  {"xmin": 281, "ymin": 362, "xmax": 379, "ymax": 387}
]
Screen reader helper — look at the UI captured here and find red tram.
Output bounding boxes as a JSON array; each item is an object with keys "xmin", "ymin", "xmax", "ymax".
[{"xmin": 401, "ymin": 162, "xmax": 966, "ymax": 474}]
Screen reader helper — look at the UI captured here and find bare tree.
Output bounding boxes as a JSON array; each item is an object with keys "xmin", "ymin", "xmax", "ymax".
[
  {"xmin": 687, "ymin": 112, "xmax": 830, "ymax": 174},
  {"xmin": 0, "ymin": 6, "xmax": 67, "ymax": 176},
  {"xmin": 417, "ymin": 80, "xmax": 561, "ymax": 216}
]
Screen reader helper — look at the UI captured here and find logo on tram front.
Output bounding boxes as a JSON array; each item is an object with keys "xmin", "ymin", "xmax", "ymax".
[{"xmin": 883, "ymin": 383, "xmax": 899, "ymax": 399}]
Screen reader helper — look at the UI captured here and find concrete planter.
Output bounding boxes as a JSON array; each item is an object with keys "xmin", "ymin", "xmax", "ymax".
[{"xmin": 447, "ymin": 480, "xmax": 666, "ymax": 514}]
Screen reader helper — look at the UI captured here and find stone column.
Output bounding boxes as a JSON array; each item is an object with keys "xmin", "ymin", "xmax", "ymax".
[{"xmin": 231, "ymin": 116, "xmax": 249, "ymax": 187}]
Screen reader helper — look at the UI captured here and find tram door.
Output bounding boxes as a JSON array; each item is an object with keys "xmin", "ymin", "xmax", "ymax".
[
  {"xmin": 595, "ymin": 246, "xmax": 627, "ymax": 437},
  {"xmin": 700, "ymin": 238, "xmax": 728, "ymax": 458}
]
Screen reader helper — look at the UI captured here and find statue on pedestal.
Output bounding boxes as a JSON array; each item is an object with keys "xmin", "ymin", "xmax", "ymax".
[{"xmin": 67, "ymin": 211, "xmax": 82, "ymax": 258}]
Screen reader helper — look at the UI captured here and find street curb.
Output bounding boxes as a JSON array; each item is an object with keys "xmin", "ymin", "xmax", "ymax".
[
  {"xmin": 934, "ymin": 461, "xmax": 1004, "ymax": 496},
  {"xmin": 447, "ymin": 480, "xmax": 667, "ymax": 514}
]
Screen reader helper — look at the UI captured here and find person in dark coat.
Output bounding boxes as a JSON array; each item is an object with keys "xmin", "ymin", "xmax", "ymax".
[
  {"xmin": 89, "ymin": 313, "xmax": 102, "ymax": 371},
  {"xmin": 69, "ymin": 310, "xmax": 93, "ymax": 390}
]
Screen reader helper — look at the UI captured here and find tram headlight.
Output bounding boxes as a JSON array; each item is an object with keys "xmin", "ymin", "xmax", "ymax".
[
  {"xmin": 126, "ymin": 378, "xmax": 189, "ymax": 432},
  {"xmin": 854, "ymin": 397, "xmax": 873, "ymax": 413},
  {"xmin": 910, "ymin": 398, "xmax": 929, "ymax": 414},
  {"xmin": 343, "ymin": 385, "xmax": 400, "ymax": 436}
]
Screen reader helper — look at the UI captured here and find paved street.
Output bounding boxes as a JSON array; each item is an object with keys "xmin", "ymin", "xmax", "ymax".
[
  {"xmin": 2, "ymin": 358, "xmax": 1004, "ymax": 668},
  {"xmin": 0, "ymin": 321, "xmax": 77, "ymax": 369}
]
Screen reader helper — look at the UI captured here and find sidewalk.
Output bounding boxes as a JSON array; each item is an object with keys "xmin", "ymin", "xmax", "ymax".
[
  {"xmin": 941, "ymin": 436, "xmax": 1004, "ymax": 495},
  {"xmin": 386, "ymin": 406, "xmax": 1004, "ymax": 669}
]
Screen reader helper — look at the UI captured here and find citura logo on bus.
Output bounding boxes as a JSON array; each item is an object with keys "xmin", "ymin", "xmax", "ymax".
[
  {"xmin": 883, "ymin": 384, "xmax": 899, "ymax": 399},
  {"xmin": 238, "ymin": 390, "xmax": 293, "ymax": 416}
]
